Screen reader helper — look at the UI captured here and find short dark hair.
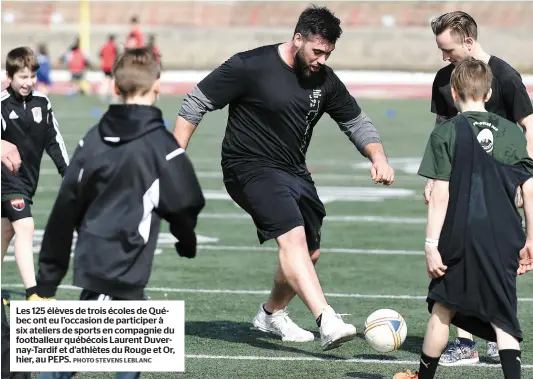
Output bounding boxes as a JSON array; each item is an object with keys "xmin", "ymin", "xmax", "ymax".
[
  {"xmin": 5, "ymin": 47, "xmax": 39, "ymax": 78},
  {"xmin": 113, "ymin": 47, "xmax": 160, "ymax": 98},
  {"xmin": 294, "ymin": 5, "xmax": 342, "ymax": 44},
  {"xmin": 431, "ymin": 11, "xmax": 478, "ymax": 41}
]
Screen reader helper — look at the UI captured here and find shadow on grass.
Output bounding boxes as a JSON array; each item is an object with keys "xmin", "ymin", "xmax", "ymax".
[{"xmin": 186, "ymin": 320, "xmax": 348, "ymax": 360}]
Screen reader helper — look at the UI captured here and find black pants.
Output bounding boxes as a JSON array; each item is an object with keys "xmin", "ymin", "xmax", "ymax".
[{"xmin": 37, "ymin": 289, "xmax": 141, "ymax": 379}]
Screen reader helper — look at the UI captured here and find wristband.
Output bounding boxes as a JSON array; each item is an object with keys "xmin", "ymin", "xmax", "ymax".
[{"xmin": 425, "ymin": 238, "xmax": 439, "ymax": 247}]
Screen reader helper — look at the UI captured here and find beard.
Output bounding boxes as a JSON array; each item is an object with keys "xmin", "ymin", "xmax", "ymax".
[{"xmin": 295, "ymin": 48, "xmax": 313, "ymax": 78}]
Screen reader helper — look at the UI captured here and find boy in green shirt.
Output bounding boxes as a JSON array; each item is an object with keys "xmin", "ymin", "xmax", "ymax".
[{"xmin": 394, "ymin": 58, "xmax": 533, "ymax": 379}]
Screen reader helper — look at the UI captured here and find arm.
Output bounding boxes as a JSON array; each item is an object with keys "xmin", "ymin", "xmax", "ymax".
[
  {"xmin": 520, "ymin": 114, "xmax": 533, "ymax": 157},
  {"xmin": 424, "ymin": 114, "xmax": 450, "ymax": 204},
  {"xmin": 44, "ymin": 101, "xmax": 69, "ymax": 176},
  {"xmin": 174, "ymin": 54, "xmax": 247, "ymax": 148},
  {"xmin": 1, "ymin": 140, "xmax": 21, "ymax": 173},
  {"xmin": 36, "ymin": 144, "xmax": 84, "ymax": 297},
  {"xmin": 419, "ymin": 125, "xmax": 453, "ymax": 204},
  {"xmin": 156, "ymin": 146, "xmax": 206, "ymax": 258},
  {"xmin": 426, "ymin": 180, "xmax": 450, "ymax": 240},
  {"xmin": 340, "ymin": 115, "xmax": 394, "ymax": 185},
  {"xmin": 325, "ymin": 73, "xmax": 393, "ymax": 184},
  {"xmin": 518, "ymin": 178, "xmax": 533, "ymax": 274},
  {"xmin": 424, "ymin": 179, "xmax": 450, "ymax": 279},
  {"xmin": 174, "ymin": 87, "xmax": 215, "ymax": 149},
  {"xmin": 326, "ymin": 80, "xmax": 382, "ymax": 157},
  {"xmin": 418, "ymin": 128, "xmax": 453, "ymax": 277},
  {"xmin": 337, "ymin": 112, "xmax": 390, "ymax": 173},
  {"xmin": 500, "ymin": 73, "xmax": 533, "ymax": 155},
  {"xmin": 430, "ymin": 71, "xmax": 452, "ymax": 122}
]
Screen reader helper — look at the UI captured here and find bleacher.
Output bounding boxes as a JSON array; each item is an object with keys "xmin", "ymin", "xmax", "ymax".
[
  {"xmin": 2, "ymin": 1, "xmax": 532, "ymax": 28},
  {"xmin": 2, "ymin": 1, "xmax": 532, "ymax": 71}
]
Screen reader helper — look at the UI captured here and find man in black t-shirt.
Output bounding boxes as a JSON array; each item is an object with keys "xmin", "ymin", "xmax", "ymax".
[
  {"xmin": 430, "ymin": 12, "xmax": 532, "ymax": 129},
  {"xmin": 174, "ymin": 6, "xmax": 394, "ymax": 351},
  {"xmin": 425, "ymin": 11, "xmax": 533, "ymax": 366}
]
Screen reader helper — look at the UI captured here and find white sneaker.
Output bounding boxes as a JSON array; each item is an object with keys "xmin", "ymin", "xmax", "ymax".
[
  {"xmin": 319, "ymin": 305, "xmax": 357, "ymax": 351},
  {"xmin": 252, "ymin": 302, "xmax": 314, "ymax": 342}
]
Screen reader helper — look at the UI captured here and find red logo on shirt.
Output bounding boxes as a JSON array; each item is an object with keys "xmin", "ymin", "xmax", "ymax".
[{"xmin": 10, "ymin": 198, "xmax": 25, "ymax": 211}]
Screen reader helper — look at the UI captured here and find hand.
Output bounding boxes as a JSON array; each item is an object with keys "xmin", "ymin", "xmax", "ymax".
[
  {"xmin": 175, "ymin": 233, "xmax": 197, "ymax": 258},
  {"xmin": 425, "ymin": 245, "xmax": 447, "ymax": 279},
  {"xmin": 370, "ymin": 158, "xmax": 394, "ymax": 186},
  {"xmin": 518, "ymin": 241, "xmax": 533, "ymax": 275},
  {"xmin": 1, "ymin": 140, "xmax": 21, "ymax": 173},
  {"xmin": 424, "ymin": 179, "xmax": 434, "ymax": 205}
]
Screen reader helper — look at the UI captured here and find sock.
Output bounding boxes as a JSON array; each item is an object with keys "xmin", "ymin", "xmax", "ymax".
[
  {"xmin": 25, "ymin": 286, "xmax": 38, "ymax": 299},
  {"xmin": 418, "ymin": 351, "xmax": 440, "ymax": 379},
  {"xmin": 316, "ymin": 314, "xmax": 322, "ymax": 327},
  {"xmin": 499, "ymin": 349, "xmax": 521, "ymax": 379},
  {"xmin": 262, "ymin": 304, "xmax": 273, "ymax": 316},
  {"xmin": 458, "ymin": 337, "xmax": 474, "ymax": 345}
]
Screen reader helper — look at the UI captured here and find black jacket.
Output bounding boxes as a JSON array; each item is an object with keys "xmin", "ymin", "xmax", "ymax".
[
  {"xmin": 36, "ymin": 104, "xmax": 205, "ymax": 300},
  {"xmin": 1, "ymin": 87, "xmax": 69, "ymax": 200}
]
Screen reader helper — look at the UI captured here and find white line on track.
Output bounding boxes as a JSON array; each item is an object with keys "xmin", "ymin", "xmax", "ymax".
[
  {"xmin": 29, "ymin": 209, "xmax": 426, "ymax": 224},
  {"xmin": 197, "ymin": 213, "xmax": 426, "ymax": 224},
  {"xmin": 184, "ymin": 354, "xmax": 533, "ymax": 368},
  {"xmin": 3, "ymin": 284, "xmax": 533, "ymax": 302},
  {"xmin": 196, "ymin": 245, "xmax": 424, "ymax": 255}
]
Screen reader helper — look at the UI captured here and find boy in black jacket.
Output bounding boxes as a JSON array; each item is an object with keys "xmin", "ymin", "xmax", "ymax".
[
  {"xmin": 1, "ymin": 47, "xmax": 69, "ymax": 301},
  {"xmin": 37, "ymin": 47, "xmax": 204, "ymax": 298},
  {"xmin": 37, "ymin": 47, "xmax": 204, "ymax": 301},
  {"xmin": 35, "ymin": 47, "xmax": 205, "ymax": 377}
]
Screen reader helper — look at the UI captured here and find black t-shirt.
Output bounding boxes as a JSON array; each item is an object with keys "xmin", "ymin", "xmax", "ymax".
[
  {"xmin": 197, "ymin": 44, "xmax": 362, "ymax": 176},
  {"xmin": 431, "ymin": 56, "xmax": 533, "ymax": 124}
]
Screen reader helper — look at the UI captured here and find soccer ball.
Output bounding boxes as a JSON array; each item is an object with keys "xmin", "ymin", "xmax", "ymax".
[{"xmin": 363, "ymin": 308, "xmax": 407, "ymax": 353}]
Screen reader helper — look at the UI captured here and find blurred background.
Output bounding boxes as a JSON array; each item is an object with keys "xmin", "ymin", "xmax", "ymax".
[{"xmin": 1, "ymin": 0, "xmax": 532, "ymax": 72}]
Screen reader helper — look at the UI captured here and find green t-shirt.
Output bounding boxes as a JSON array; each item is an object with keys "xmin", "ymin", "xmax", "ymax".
[{"xmin": 418, "ymin": 111, "xmax": 533, "ymax": 180}]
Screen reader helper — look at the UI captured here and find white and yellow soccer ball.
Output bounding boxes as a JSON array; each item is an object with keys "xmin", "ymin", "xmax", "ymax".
[{"xmin": 363, "ymin": 308, "xmax": 407, "ymax": 353}]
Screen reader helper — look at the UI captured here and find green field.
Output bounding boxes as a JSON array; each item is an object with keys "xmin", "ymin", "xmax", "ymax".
[{"xmin": 2, "ymin": 94, "xmax": 533, "ymax": 379}]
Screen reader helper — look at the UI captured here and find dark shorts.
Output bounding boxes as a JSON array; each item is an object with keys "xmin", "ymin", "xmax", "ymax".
[
  {"xmin": 71, "ymin": 73, "xmax": 84, "ymax": 81},
  {"xmin": 1, "ymin": 198, "xmax": 32, "ymax": 222},
  {"xmin": 223, "ymin": 164, "xmax": 326, "ymax": 251},
  {"xmin": 103, "ymin": 70, "xmax": 113, "ymax": 77}
]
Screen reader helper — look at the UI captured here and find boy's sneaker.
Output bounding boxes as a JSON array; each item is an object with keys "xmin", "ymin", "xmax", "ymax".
[
  {"xmin": 319, "ymin": 305, "xmax": 357, "ymax": 351},
  {"xmin": 252, "ymin": 302, "xmax": 314, "ymax": 342},
  {"xmin": 486, "ymin": 342, "xmax": 500, "ymax": 360},
  {"xmin": 392, "ymin": 370, "xmax": 418, "ymax": 379},
  {"xmin": 439, "ymin": 338, "xmax": 479, "ymax": 366}
]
